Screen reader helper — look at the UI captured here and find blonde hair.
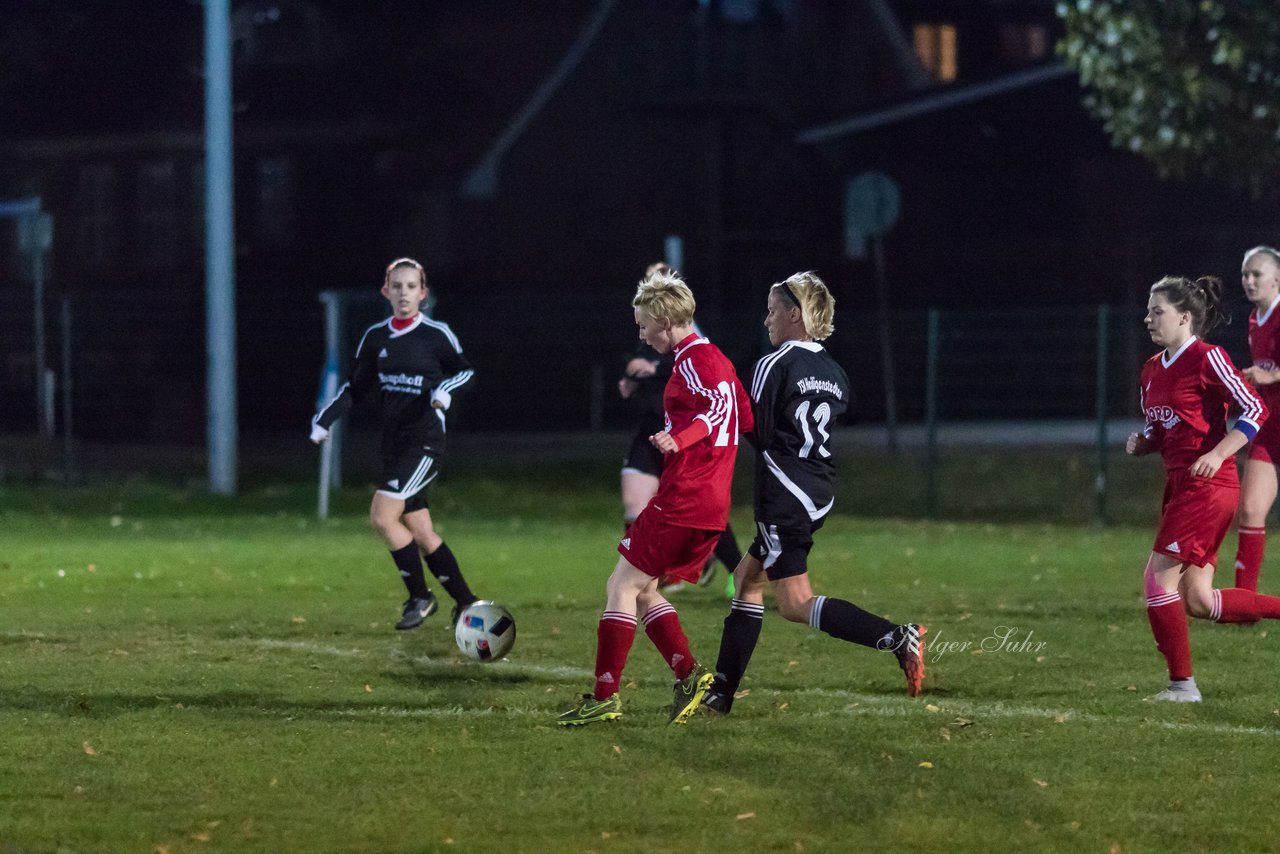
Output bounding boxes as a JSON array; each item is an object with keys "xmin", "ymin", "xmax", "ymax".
[
  {"xmin": 1243, "ymin": 245, "xmax": 1280, "ymax": 268},
  {"xmin": 774, "ymin": 271, "xmax": 835, "ymax": 340},
  {"xmin": 633, "ymin": 268, "xmax": 696, "ymax": 326},
  {"xmin": 384, "ymin": 256, "xmax": 426, "ymax": 288}
]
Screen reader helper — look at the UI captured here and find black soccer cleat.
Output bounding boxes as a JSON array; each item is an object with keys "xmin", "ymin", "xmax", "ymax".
[{"xmin": 395, "ymin": 594, "xmax": 438, "ymax": 631}]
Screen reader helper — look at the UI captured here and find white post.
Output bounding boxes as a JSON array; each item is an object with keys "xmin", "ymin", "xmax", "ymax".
[{"xmin": 205, "ymin": 0, "xmax": 238, "ymax": 495}]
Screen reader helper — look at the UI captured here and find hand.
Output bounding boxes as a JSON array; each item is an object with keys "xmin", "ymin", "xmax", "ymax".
[
  {"xmin": 650, "ymin": 430, "xmax": 679, "ymax": 455},
  {"xmin": 1243, "ymin": 366, "xmax": 1278, "ymax": 387},
  {"xmin": 624, "ymin": 357, "xmax": 659, "ymax": 379},
  {"xmin": 618, "ymin": 377, "xmax": 638, "ymax": 399},
  {"xmin": 431, "ymin": 400, "xmax": 445, "ymax": 410},
  {"xmin": 1189, "ymin": 450, "xmax": 1225, "ymax": 478},
  {"xmin": 310, "ymin": 424, "xmax": 330, "ymax": 444},
  {"xmin": 1125, "ymin": 432, "xmax": 1149, "ymax": 456}
]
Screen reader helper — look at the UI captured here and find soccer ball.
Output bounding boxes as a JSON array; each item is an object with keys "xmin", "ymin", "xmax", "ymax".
[{"xmin": 454, "ymin": 600, "xmax": 516, "ymax": 663}]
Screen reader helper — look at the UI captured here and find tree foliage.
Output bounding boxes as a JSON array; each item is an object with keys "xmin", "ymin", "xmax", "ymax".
[{"xmin": 1058, "ymin": 0, "xmax": 1280, "ymax": 196}]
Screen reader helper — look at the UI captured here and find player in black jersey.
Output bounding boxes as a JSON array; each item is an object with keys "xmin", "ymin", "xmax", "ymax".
[
  {"xmin": 311, "ymin": 258, "xmax": 479, "ymax": 631},
  {"xmin": 618, "ymin": 262, "xmax": 744, "ymax": 596},
  {"xmin": 703, "ymin": 272, "xmax": 927, "ymax": 713}
]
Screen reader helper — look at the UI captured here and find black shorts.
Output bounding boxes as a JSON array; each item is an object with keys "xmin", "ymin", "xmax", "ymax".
[
  {"xmin": 377, "ymin": 447, "xmax": 440, "ymax": 511},
  {"xmin": 621, "ymin": 432, "xmax": 664, "ymax": 478},
  {"xmin": 748, "ymin": 517, "xmax": 826, "ymax": 581}
]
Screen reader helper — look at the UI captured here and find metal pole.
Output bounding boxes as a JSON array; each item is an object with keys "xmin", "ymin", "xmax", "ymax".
[
  {"xmin": 61, "ymin": 297, "xmax": 74, "ymax": 481},
  {"xmin": 924, "ymin": 309, "xmax": 940, "ymax": 519},
  {"xmin": 1094, "ymin": 305, "xmax": 1110, "ymax": 527},
  {"xmin": 205, "ymin": 0, "xmax": 237, "ymax": 495},
  {"xmin": 872, "ymin": 235, "xmax": 899, "ymax": 453},
  {"xmin": 32, "ymin": 217, "xmax": 47, "ymax": 437}
]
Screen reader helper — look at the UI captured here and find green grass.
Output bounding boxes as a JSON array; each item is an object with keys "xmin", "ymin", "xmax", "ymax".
[{"xmin": 2, "ymin": 450, "xmax": 1278, "ymax": 852}]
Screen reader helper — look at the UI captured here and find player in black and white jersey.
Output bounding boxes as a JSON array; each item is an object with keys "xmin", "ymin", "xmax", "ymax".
[
  {"xmin": 703, "ymin": 272, "xmax": 928, "ymax": 714},
  {"xmin": 311, "ymin": 257, "xmax": 479, "ymax": 630}
]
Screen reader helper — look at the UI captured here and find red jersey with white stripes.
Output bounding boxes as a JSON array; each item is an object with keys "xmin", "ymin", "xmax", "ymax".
[
  {"xmin": 1139, "ymin": 336, "xmax": 1268, "ymax": 484},
  {"xmin": 649, "ymin": 333, "xmax": 754, "ymax": 530},
  {"xmin": 1247, "ymin": 298, "xmax": 1280, "ymax": 442}
]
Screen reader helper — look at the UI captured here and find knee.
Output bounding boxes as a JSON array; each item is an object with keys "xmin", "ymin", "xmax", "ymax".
[
  {"xmin": 1182, "ymin": 590, "xmax": 1214, "ymax": 619},
  {"xmin": 774, "ymin": 595, "xmax": 810, "ymax": 625}
]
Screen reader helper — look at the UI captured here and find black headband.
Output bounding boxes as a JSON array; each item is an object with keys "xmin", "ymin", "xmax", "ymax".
[{"xmin": 778, "ymin": 282, "xmax": 801, "ymax": 307}]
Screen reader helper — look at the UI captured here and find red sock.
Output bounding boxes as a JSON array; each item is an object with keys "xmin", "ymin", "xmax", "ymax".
[
  {"xmin": 1146, "ymin": 594, "xmax": 1192, "ymax": 680},
  {"xmin": 1213, "ymin": 588, "xmax": 1280, "ymax": 622},
  {"xmin": 642, "ymin": 603, "xmax": 694, "ymax": 679},
  {"xmin": 1235, "ymin": 526, "xmax": 1265, "ymax": 592},
  {"xmin": 594, "ymin": 611, "xmax": 637, "ymax": 700}
]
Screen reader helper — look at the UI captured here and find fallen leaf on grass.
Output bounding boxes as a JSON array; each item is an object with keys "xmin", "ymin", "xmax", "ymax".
[
  {"xmin": 290, "ymin": 616, "xmax": 306, "ymax": 624},
  {"xmin": 939, "ymin": 728, "xmax": 951, "ymax": 741},
  {"xmin": 1054, "ymin": 713, "xmax": 1069, "ymax": 723},
  {"xmin": 1033, "ymin": 779, "xmax": 1049, "ymax": 788},
  {"xmin": 364, "ymin": 684, "xmax": 373, "ymax": 693},
  {"xmin": 733, "ymin": 689, "xmax": 750, "ymax": 699},
  {"xmin": 190, "ymin": 832, "xmax": 210, "ymax": 843},
  {"xmin": 787, "ymin": 660, "xmax": 799, "ymax": 668},
  {"xmin": 612, "ymin": 744, "xmax": 621, "ymax": 755},
  {"xmin": 110, "ymin": 648, "xmax": 129, "ymax": 656},
  {"xmin": 82, "ymin": 742, "xmax": 97, "ymax": 755},
  {"xmin": 601, "ymin": 832, "xmax": 612, "ymax": 839},
  {"xmin": 950, "ymin": 717, "xmax": 974, "ymax": 728},
  {"xmin": 925, "ymin": 703, "xmax": 940, "ymax": 713},
  {"xmin": 918, "ymin": 761, "xmax": 934, "ymax": 769},
  {"xmin": 736, "ymin": 812, "xmax": 755, "ymax": 820}
]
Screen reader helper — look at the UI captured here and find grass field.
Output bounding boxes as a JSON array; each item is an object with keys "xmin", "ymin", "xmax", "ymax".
[{"xmin": 4, "ymin": 444, "xmax": 1280, "ymax": 852}]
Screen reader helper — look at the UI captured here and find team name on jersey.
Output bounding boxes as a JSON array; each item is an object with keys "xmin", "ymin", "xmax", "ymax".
[
  {"xmin": 380, "ymin": 372, "xmax": 425, "ymax": 394},
  {"xmin": 795, "ymin": 377, "xmax": 844, "ymax": 399},
  {"xmin": 1145, "ymin": 404, "xmax": 1180, "ymax": 429}
]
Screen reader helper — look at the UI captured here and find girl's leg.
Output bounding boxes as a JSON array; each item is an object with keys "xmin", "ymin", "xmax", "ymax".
[
  {"xmin": 1145, "ymin": 552, "xmax": 1197, "ymax": 700},
  {"xmin": 1234, "ymin": 457, "xmax": 1277, "ymax": 591}
]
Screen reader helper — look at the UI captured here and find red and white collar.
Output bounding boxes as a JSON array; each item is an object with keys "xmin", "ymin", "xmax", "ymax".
[
  {"xmin": 1258, "ymin": 294, "xmax": 1280, "ymax": 327},
  {"xmin": 673, "ymin": 333, "xmax": 706, "ymax": 359},
  {"xmin": 1161, "ymin": 335, "xmax": 1198, "ymax": 368}
]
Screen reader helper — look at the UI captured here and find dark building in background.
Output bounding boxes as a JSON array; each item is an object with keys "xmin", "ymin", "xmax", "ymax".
[{"xmin": 0, "ymin": 0, "xmax": 1272, "ymax": 444}]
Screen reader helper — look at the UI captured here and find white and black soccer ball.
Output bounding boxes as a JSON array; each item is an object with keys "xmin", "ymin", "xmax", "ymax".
[{"xmin": 454, "ymin": 600, "xmax": 516, "ymax": 663}]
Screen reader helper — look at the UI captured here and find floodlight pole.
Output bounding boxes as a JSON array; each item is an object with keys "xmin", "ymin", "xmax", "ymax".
[{"xmin": 205, "ymin": 0, "xmax": 238, "ymax": 495}]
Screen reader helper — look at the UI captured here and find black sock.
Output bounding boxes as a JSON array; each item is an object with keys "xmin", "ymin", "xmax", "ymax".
[
  {"xmin": 812, "ymin": 595, "xmax": 895, "ymax": 649},
  {"xmin": 712, "ymin": 599, "xmax": 764, "ymax": 705},
  {"xmin": 424, "ymin": 542, "xmax": 476, "ymax": 607},
  {"xmin": 714, "ymin": 524, "xmax": 743, "ymax": 571},
  {"xmin": 390, "ymin": 543, "xmax": 430, "ymax": 599}
]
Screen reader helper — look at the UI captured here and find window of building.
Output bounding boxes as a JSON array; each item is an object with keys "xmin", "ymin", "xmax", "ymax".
[
  {"xmin": 998, "ymin": 22, "xmax": 1050, "ymax": 65},
  {"xmin": 76, "ymin": 164, "xmax": 118, "ymax": 272},
  {"xmin": 138, "ymin": 160, "xmax": 178, "ymax": 269},
  {"xmin": 913, "ymin": 22, "xmax": 957, "ymax": 83}
]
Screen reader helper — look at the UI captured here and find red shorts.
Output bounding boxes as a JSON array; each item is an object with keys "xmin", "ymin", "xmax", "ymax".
[
  {"xmin": 1247, "ymin": 437, "xmax": 1280, "ymax": 464},
  {"xmin": 618, "ymin": 506, "xmax": 721, "ymax": 584},
  {"xmin": 1153, "ymin": 470, "xmax": 1238, "ymax": 569}
]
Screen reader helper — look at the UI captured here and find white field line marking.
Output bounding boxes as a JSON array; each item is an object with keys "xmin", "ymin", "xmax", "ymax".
[
  {"xmin": 792, "ymin": 687, "xmax": 1280, "ymax": 738},
  {"xmin": 234, "ymin": 638, "xmax": 367, "ymax": 658},
  {"xmin": 228, "ymin": 637, "xmax": 593, "ymax": 680},
  {"xmin": 220, "ymin": 644, "xmax": 1279, "ymax": 738}
]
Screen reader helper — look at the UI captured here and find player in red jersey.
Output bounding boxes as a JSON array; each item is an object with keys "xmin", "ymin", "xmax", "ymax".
[
  {"xmin": 1125, "ymin": 275, "xmax": 1280, "ymax": 702},
  {"xmin": 1231, "ymin": 246, "xmax": 1280, "ymax": 592},
  {"xmin": 558, "ymin": 269, "xmax": 753, "ymax": 726}
]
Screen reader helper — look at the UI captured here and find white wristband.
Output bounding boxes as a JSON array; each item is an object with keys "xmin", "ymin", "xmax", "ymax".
[{"xmin": 310, "ymin": 424, "xmax": 330, "ymax": 444}]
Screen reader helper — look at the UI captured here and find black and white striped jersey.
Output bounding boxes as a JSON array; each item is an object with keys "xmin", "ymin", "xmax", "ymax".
[
  {"xmin": 749, "ymin": 340, "xmax": 849, "ymax": 526},
  {"xmin": 313, "ymin": 313, "xmax": 474, "ymax": 455}
]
